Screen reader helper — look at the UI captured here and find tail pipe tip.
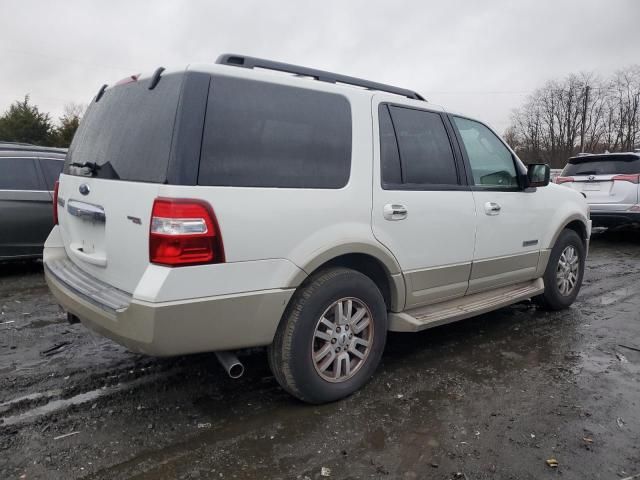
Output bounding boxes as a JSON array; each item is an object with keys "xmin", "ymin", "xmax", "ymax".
[{"xmin": 215, "ymin": 351, "xmax": 244, "ymax": 379}]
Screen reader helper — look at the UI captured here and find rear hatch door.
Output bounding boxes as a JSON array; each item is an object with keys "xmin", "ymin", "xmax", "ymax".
[
  {"xmin": 56, "ymin": 69, "xmax": 208, "ymax": 293},
  {"xmin": 559, "ymin": 155, "xmax": 640, "ymax": 210}
]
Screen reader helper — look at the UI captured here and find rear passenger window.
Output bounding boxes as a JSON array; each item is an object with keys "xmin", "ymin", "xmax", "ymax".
[
  {"xmin": 382, "ymin": 105, "xmax": 458, "ymax": 187},
  {"xmin": 0, "ymin": 157, "xmax": 42, "ymax": 190},
  {"xmin": 199, "ymin": 77, "xmax": 352, "ymax": 188},
  {"xmin": 39, "ymin": 159, "xmax": 64, "ymax": 190}
]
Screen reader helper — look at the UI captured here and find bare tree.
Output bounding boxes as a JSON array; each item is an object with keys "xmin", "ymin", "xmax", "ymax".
[
  {"xmin": 506, "ymin": 65, "xmax": 640, "ymax": 168},
  {"xmin": 51, "ymin": 102, "xmax": 86, "ymax": 148}
]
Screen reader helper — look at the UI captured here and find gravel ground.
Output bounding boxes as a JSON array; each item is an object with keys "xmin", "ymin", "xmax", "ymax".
[{"xmin": 1, "ymin": 228, "xmax": 639, "ymax": 480}]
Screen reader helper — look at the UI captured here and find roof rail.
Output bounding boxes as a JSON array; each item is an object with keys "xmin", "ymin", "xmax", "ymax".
[
  {"xmin": 0, "ymin": 142, "xmax": 67, "ymax": 154},
  {"xmin": 216, "ymin": 54, "xmax": 426, "ymax": 101}
]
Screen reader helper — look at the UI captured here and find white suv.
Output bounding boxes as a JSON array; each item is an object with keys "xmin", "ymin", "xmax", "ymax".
[
  {"xmin": 44, "ymin": 55, "xmax": 591, "ymax": 403},
  {"xmin": 557, "ymin": 152, "xmax": 640, "ymax": 227}
]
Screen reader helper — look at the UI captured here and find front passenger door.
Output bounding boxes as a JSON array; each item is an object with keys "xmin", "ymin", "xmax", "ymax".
[{"xmin": 451, "ymin": 116, "xmax": 545, "ymax": 294}]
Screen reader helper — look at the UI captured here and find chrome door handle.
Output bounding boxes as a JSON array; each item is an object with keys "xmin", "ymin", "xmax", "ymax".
[
  {"xmin": 383, "ymin": 204, "xmax": 408, "ymax": 221},
  {"xmin": 484, "ymin": 202, "xmax": 501, "ymax": 215}
]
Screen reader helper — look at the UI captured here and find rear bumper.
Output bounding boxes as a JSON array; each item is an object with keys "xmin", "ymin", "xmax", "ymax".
[
  {"xmin": 44, "ymin": 248, "xmax": 294, "ymax": 356},
  {"xmin": 590, "ymin": 211, "xmax": 640, "ymax": 227}
]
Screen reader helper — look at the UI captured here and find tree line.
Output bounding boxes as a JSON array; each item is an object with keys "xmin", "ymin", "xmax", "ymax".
[
  {"xmin": 505, "ymin": 65, "xmax": 640, "ymax": 168},
  {"xmin": 0, "ymin": 96, "xmax": 83, "ymax": 149}
]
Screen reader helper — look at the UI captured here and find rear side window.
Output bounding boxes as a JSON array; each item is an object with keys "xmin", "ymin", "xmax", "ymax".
[
  {"xmin": 0, "ymin": 157, "xmax": 42, "ymax": 190},
  {"xmin": 65, "ymin": 73, "xmax": 183, "ymax": 183},
  {"xmin": 198, "ymin": 77, "xmax": 352, "ymax": 188},
  {"xmin": 382, "ymin": 105, "xmax": 458, "ymax": 187},
  {"xmin": 39, "ymin": 159, "xmax": 64, "ymax": 190},
  {"xmin": 562, "ymin": 156, "xmax": 640, "ymax": 176}
]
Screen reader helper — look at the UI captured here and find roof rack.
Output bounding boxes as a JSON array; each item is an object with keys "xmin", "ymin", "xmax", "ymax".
[
  {"xmin": 216, "ymin": 54, "xmax": 426, "ymax": 101},
  {"xmin": 0, "ymin": 142, "xmax": 67, "ymax": 154}
]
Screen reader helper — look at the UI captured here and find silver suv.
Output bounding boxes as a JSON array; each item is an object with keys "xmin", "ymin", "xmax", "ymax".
[{"xmin": 558, "ymin": 152, "xmax": 640, "ymax": 227}]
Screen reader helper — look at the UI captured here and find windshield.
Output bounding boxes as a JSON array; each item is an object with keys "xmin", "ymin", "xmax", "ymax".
[
  {"xmin": 64, "ymin": 73, "xmax": 183, "ymax": 183},
  {"xmin": 562, "ymin": 155, "xmax": 640, "ymax": 176}
]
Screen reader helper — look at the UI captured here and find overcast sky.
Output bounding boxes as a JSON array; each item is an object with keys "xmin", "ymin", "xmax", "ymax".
[{"xmin": 1, "ymin": 0, "xmax": 638, "ymax": 133}]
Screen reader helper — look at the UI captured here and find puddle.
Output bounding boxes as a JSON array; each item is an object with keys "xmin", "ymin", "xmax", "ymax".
[{"xmin": 598, "ymin": 287, "xmax": 636, "ymax": 306}]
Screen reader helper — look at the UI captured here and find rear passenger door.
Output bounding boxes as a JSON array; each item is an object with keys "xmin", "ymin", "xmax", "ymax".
[
  {"xmin": 371, "ymin": 99, "xmax": 477, "ymax": 309},
  {"xmin": 0, "ymin": 156, "xmax": 54, "ymax": 258}
]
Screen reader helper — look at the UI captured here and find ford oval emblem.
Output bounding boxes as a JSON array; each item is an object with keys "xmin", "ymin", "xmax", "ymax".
[{"xmin": 79, "ymin": 184, "xmax": 90, "ymax": 196}]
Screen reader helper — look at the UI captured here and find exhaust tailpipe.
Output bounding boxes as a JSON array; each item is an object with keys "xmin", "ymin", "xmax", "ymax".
[{"xmin": 215, "ymin": 351, "xmax": 244, "ymax": 379}]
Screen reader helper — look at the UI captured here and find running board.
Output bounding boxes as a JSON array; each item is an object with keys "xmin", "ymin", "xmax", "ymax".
[{"xmin": 389, "ymin": 278, "xmax": 544, "ymax": 333}]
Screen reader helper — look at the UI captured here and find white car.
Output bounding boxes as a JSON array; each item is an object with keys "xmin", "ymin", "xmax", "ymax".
[
  {"xmin": 44, "ymin": 55, "xmax": 591, "ymax": 403},
  {"xmin": 557, "ymin": 152, "xmax": 640, "ymax": 227}
]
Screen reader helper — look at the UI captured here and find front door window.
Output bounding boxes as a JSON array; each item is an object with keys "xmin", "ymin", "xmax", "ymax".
[{"xmin": 453, "ymin": 116, "xmax": 518, "ymax": 188}]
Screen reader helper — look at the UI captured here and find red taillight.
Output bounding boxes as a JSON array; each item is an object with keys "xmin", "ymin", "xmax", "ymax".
[
  {"xmin": 612, "ymin": 174, "xmax": 640, "ymax": 184},
  {"xmin": 149, "ymin": 198, "xmax": 224, "ymax": 267},
  {"xmin": 53, "ymin": 181, "xmax": 59, "ymax": 225},
  {"xmin": 556, "ymin": 176, "xmax": 574, "ymax": 184}
]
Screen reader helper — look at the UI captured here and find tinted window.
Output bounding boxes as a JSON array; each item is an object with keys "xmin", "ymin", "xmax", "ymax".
[
  {"xmin": 387, "ymin": 106, "xmax": 458, "ymax": 186},
  {"xmin": 453, "ymin": 116, "xmax": 518, "ymax": 188},
  {"xmin": 199, "ymin": 77, "xmax": 352, "ymax": 188},
  {"xmin": 379, "ymin": 105, "xmax": 402, "ymax": 185},
  {"xmin": 562, "ymin": 156, "xmax": 640, "ymax": 176},
  {"xmin": 0, "ymin": 157, "xmax": 42, "ymax": 190},
  {"xmin": 39, "ymin": 159, "xmax": 64, "ymax": 190},
  {"xmin": 65, "ymin": 73, "xmax": 183, "ymax": 183}
]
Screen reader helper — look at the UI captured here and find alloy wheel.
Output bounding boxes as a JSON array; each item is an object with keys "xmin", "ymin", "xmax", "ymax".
[{"xmin": 311, "ymin": 297, "xmax": 374, "ymax": 383}]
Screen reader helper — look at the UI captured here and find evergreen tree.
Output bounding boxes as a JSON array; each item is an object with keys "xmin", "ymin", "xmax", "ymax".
[{"xmin": 0, "ymin": 95, "xmax": 53, "ymax": 145}]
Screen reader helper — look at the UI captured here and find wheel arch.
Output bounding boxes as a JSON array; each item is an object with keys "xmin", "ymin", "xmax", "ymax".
[
  {"xmin": 288, "ymin": 244, "xmax": 405, "ymax": 313},
  {"xmin": 548, "ymin": 215, "xmax": 589, "ymax": 249}
]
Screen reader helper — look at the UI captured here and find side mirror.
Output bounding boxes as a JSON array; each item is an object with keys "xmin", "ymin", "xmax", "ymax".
[{"xmin": 526, "ymin": 163, "xmax": 550, "ymax": 188}]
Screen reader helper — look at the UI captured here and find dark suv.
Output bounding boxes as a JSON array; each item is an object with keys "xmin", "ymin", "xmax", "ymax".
[{"xmin": 0, "ymin": 143, "xmax": 65, "ymax": 259}]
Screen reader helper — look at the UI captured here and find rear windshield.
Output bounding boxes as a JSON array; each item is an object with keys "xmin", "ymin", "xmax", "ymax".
[
  {"xmin": 64, "ymin": 73, "xmax": 183, "ymax": 183},
  {"xmin": 562, "ymin": 155, "xmax": 640, "ymax": 176}
]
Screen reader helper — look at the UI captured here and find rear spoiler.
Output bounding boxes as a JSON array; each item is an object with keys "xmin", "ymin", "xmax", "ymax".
[{"xmin": 568, "ymin": 153, "xmax": 640, "ymax": 163}]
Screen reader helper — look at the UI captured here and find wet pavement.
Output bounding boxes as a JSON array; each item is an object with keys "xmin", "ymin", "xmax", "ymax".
[{"xmin": 1, "ymin": 228, "xmax": 639, "ymax": 479}]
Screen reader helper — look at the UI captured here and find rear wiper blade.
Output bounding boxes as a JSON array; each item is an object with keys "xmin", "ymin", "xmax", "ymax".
[{"xmin": 69, "ymin": 162, "xmax": 101, "ymax": 175}]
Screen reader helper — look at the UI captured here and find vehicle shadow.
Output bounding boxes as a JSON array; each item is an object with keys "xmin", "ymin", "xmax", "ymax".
[
  {"xmin": 0, "ymin": 259, "xmax": 43, "ymax": 279},
  {"xmin": 591, "ymin": 225, "xmax": 640, "ymax": 245}
]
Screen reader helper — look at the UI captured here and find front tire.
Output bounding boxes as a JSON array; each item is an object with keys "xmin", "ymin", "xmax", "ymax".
[
  {"xmin": 534, "ymin": 229, "xmax": 585, "ymax": 310},
  {"xmin": 268, "ymin": 267, "xmax": 387, "ymax": 404}
]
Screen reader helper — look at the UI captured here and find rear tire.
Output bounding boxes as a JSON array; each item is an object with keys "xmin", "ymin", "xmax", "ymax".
[
  {"xmin": 268, "ymin": 267, "xmax": 387, "ymax": 404},
  {"xmin": 534, "ymin": 229, "xmax": 585, "ymax": 310}
]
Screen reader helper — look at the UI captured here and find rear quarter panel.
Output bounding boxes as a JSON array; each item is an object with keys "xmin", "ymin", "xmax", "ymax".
[
  {"xmin": 0, "ymin": 190, "xmax": 53, "ymax": 258},
  {"xmin": 163, "ymin": 91, "xmax": 379, "ymax": 284}
]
